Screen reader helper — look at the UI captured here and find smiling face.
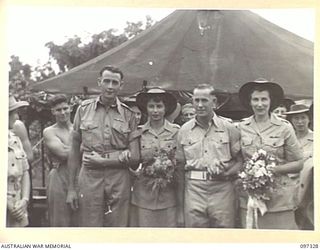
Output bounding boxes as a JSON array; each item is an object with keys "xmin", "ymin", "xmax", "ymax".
[
  {"xmin": 250, "ymin": 90, "xmax": 271, "ymax": 117},
  {"xmin": 291, "ymin": 113, "xmax": 309, "ymax": 133},
  {"xmin": 98, "ymin": 69, "xmax": 123, "ymax": 102},
  {"xmin": 51, "ymin": 102, "xmax": 71, "ymax": 124},
  {"xmin": 192, "ymin": 88, "xmax": 217, "ymax": 118},
  {"xmin": 147, "ymin": 99, "xmax": 166, "ymax": 122}
]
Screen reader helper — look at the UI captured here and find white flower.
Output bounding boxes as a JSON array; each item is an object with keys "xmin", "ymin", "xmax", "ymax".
[
  {"xmin": 239, "ymin": 172, "xmax": 247, "ymax": 178},
  {"xmin": 252, "ymin": 152, "xmax": 259, "ymax": 161},
  {"xmin": 256, "ymin": 160, "xmax": 265, "ymax": 168},
  {"xmin": 254, "ymin": 168, "xmax": 265, "ymax": 178},
  {"xmin": 258, "ymin": 149, "xmax": 267, "ymax": 156}
]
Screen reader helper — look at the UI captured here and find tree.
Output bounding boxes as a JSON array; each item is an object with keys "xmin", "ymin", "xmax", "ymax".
[{"xmin": 45, "ymin": 15, "xmax": 154, "ymax": 74}]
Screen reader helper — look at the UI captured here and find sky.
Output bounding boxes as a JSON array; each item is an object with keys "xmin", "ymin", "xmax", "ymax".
[{"xmin": 6, "ymin": 7, "xmax": 315, "ymax": 69}]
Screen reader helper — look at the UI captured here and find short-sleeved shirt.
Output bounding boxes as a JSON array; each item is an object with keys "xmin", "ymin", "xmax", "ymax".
[
  {"xmin": 131, "ymin": 120, "xmax": 180, "ymax": 210},
  {"xmin": 73, "ymin": 96, "xmax": 137, "ymax": 155},
  {"xmin": 239, "ymin": 114, "xmax": 303, "ymax": 212},
  {"xmin": 176, "ymin": 114, "xmax": 240, "ymax": 170},
  {"xmin": 8, "ymin": 131, "xmax": 29, "ymax": 227}
]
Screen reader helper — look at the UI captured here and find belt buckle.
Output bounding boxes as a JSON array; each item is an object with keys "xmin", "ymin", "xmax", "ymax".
[{"xmin": 190, "ymin": 170, "xmax": 208, "ymax": 180}]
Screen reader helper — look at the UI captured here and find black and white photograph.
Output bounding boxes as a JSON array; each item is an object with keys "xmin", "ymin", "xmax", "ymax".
[{"xmin": 3, "ymin": 1, "xmax": 318, "ymax": 244}]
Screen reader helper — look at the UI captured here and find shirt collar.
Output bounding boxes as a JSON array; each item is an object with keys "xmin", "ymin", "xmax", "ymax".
[
  {"xmin": 95, "ymin": 96, "xmax": 122, "ymax": 114},
  {"xmin": 243, "ymin": 113, "xmax": 282, "ymax": 126},
  {"xmin": 270, "ymin": 113, "xmax": 282, "ymax": 126},
  {"xmin": 192, "ymin": 113, "xmax": 218, "ymax": 130},
  {"xmin": 141, "ymin": 119, "xmax": 174, "ymax": 133}
]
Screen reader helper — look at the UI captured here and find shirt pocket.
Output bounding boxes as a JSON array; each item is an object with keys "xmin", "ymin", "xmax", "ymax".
[
  {"xmin": 209, "ymin": 134, "xmax": 231, "ymax": 161},
  {"xmin": 264, "ymin": 137, "xmax": 284, "ymax": 158},
  {"xmin": 241, "ymin": 136, "xmax": 256, "ymax": 158},
  {"xmin": 181, "ymin": 137, "xmax": 201, "ymax": 160},
  {"xmin": 111, "ymin": 119, "xmax": 131, "ymax": 147},
  {"xmin": 80, "ymin": 121, "xmax": 100, "ymax": 146},
  {"xmin": 140, "ymin": 136, "xmax": 156, "ymax": 161},
  {"xmin": 268, "ymin": 175, "xmax": 298, "ymax": 211},
  {"xmin": 160, "ymin": 137, "xmax": 176, "ymax": 152}
]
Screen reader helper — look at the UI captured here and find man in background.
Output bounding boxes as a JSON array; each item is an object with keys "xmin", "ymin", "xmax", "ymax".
[{"xmin": 43, "ymin": 94, "xmax": 76, "ymax": 226}]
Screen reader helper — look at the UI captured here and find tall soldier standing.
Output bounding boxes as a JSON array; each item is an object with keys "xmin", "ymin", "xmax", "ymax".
[{"xmin": 66, "ymin": 66, "xmax": 140, "ymax": 227}]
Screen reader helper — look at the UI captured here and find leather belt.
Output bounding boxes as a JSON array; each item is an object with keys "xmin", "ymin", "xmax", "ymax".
[{"xmin": 186, "ymin": 170, "xmax": 236, "ymax": 181}]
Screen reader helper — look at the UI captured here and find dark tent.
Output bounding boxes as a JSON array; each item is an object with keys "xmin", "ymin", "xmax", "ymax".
[{"xmin": 31, "ymin": 10, "xmax": 313, "ymax": 118}]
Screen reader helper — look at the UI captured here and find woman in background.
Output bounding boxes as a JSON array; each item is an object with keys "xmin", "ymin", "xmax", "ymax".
[
  {"xmin": 285, "ymin": 104, "xmax": 314, "ymax": 230},
  {"xmin": 8, "ymin": 95, "xmax": 31, "ymax": 227}
]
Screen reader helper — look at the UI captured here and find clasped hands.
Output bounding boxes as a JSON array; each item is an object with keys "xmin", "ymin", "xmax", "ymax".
[
  {"xmin": 187, "ymin": 158, "xmax": 229, "ymax": 176},
  {"xmin": 82, "ymin": 150, "xmax": 131, "ymax": 167}
]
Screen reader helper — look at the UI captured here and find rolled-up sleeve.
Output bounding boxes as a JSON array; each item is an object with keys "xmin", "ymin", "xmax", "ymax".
[
  {"xmin": 175, "ymin": 129, "xmax": 186, "ymax": 165},
  {"xmin": 227, "ymin": 122, "xmax": 241, "ymax": 158},
  {"xmin": 284, "ymin": 123, "xmax": 303, "ymax": 162},
  {"xmin": 72, "ymin": 105, "xmax": 82, "ymax": 141}
]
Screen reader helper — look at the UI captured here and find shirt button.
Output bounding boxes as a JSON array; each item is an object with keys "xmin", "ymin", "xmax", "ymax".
[
  {"xmin": 301, "ymin": 183, "xmax": 304, "ymax": 188},
  {"xmin": 204, "ymin": 150, "xmax": 208, "ymax": 153},
  {"xmin": 155, "ymin": 136, "xmax": 158, "ymax": 139},
  {"xmin": 11, "ymin": 163, "xmax": 15, "ymax": 167}
]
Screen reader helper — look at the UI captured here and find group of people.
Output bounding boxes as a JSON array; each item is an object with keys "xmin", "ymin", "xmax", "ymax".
[{"xmin": 7, "ymin": 65, "xmax": 313, "ymax": 230}]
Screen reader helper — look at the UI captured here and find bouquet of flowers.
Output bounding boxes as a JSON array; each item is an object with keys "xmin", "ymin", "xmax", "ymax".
[
  {"xmin": 238, "ymin": 149, "xmax": 276, "ymax": 228},
  {"xmin": 142, "ymin": 148, "xmax": 176, "ymax": 192}
]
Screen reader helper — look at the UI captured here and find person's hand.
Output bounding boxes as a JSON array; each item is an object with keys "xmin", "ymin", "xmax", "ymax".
[
  {"xmin": 66, "ymin": 190, "xmax": 79, "ymax": 211},
  {"xmin": 207, "ymin": 159, "xmax": 225, "ymax": 175},
  {"xmin": 118, "ymin": 149, "xmax": 131, "ymax": 163},
  {"xmin": 83, "ymin": 151, "xmax": 105, "ymax": 167},
  {"xmin": 11, "ymin": 199, "xmax": 28, "ymax": 221}
]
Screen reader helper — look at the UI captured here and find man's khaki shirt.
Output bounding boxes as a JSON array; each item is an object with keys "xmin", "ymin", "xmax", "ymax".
[
  {"xmin": 176, "ymin": 114, "xmax": 240, "ymax": 170},
  {"xmin": 73, "ymin": 96, "xmax": 137, "ymax": 155}
]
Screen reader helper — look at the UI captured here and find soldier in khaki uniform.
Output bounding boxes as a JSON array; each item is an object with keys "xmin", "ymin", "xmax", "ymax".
[
  {"xmin": 7, "ymin": 96, "xmax": 31, "ymax": 227},
  {"xmin": 66, "ymin": 65, "xmax": 140, "ymax": 227},
  {"xmin": 238, "ymin": 79, "xmax": 303, "ymax": 229},
  {"xmin": 176, "ymin": 84, "xmax": 242, "ymax": 228}
]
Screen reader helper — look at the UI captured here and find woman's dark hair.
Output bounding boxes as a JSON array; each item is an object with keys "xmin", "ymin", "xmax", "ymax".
[{"xmin": 146, "ymin": 95, "xmax": 167, "ymax": 112}]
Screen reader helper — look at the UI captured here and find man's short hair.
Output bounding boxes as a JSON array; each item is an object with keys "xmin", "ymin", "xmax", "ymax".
[
  {"xmin": 99, "ymin": 65, "xmax": 124, "ymax": 80},
  {"xmin": 193, "ymin": 83, "xmax": 216, "ymax": 96},
  {"xmin": 49, "ymin": 94, "xmax": 69, "ymax": 108}
]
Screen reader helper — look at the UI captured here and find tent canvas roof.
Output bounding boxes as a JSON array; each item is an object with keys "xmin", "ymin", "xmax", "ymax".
[{"xmin": 31, "ymin": 10, "xmax": 313, "ymax": 99}]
